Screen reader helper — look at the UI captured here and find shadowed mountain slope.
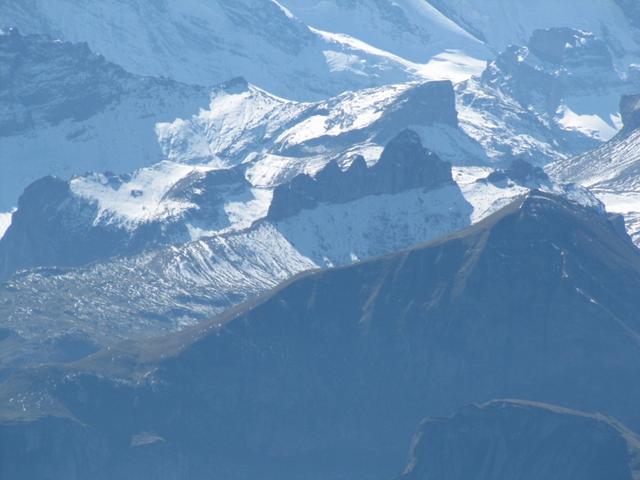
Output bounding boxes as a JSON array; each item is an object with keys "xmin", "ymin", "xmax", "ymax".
[
  {"xmin": 2, "ymin": 192, "xmax": 640, "ymax": 479},
  {"xmin": 398, "ymin": 400, "xmax": 640, "ymax": 480}
]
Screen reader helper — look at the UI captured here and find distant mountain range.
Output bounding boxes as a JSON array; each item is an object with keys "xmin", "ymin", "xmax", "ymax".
[
  {"xmin": 2, "ymin": 0, "xmax": 640, "ymax": 213},
  {"xmin": 0, "ymin": 27, "xmax": 210, "ymax": 211},
  {"xmin": 3, "ymin": 2, "xmax": 640, "ymax": 478}
]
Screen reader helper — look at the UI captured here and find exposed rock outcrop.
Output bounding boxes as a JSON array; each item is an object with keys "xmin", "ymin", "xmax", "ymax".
[
  {"xmin": 268, "ymin": 129, "xmax": 453, "ymax": 220},
  {"xmin": 483, "ymin": 159, "xmax": 549, "ymax": 186},
  {"xmin": 398, "ymin": 400, "xmax": 640, "ymax": 480}
]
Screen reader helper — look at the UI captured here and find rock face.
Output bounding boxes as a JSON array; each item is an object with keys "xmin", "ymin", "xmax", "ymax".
[
  {"xmin": 0, "ymin": 417, "xmax": 108, "ymax": 480},
  {"xmin": 0, "ymin": 166, "xmax": 253, "ymax": 280},
  {"xmin": 620, "ymin": 93, "xmax": 640, "ymax": 133},
  {"xmin": 0, "ymin": 175, "xmax": 146, "ymax": 279},
  {"xmin": 484, "ymin": 159, "xmax": 549, "ymax": 186},
  {"xmin": 371, "ymin": 81, "xmax": 459, "ymax": 137},
  {"xmin": 0, "ymin": 27, "xmax": 123, "ymax": 135},
  {"xmin": 615, "ymin": 0, "xmax": 640, "ymax": 28},
  {"xmin": 0, "ymin": 0, "xmax": 427, "ymax": 101},
  {"xmin": 2, "ymin": 192, "xmax": 640, "ymax": 479},
  {"xmin": 0, "ymin": 176, "xmax": 110, "ymax": 278},
  {"xmin": 398, "ymin": 400, "xmax": 640, "ymax": 480},
  {"xmin": 528, "ymin": 27, "xmax": 613, "ymax": 68},
  {"xmin": 547, "ymin": 93, "xmax": 640, "ymax": 245},
  {"xmin": 268, "ymin": 130, "xmax": 453, "ymax": 220},
  {"xmin": 480, "ymin": 28, "xmax": 620, "ymax": 117},
  {"xmin": 158, "ymin": 78, "xmax": 481, "ymax": 172},
  {"xmin": 0, "ymin": 27, "xmax": 210, "ymax": 211},
  {"xmin": 457, "ymin": 27, "xmax": 639, "ymax": 165}
]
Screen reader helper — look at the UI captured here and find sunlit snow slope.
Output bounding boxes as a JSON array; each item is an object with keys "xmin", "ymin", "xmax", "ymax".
[
  {"xmin": 0, "ymin": 27, "xmax": 211, "ymax": 211},
  {"xmin": 279, "ymin": 0, "xmax": 489, "ymax": 64},
  {"xmin": 428, "ymin": 0, "xmax": 640, "ymax": 60},
  {"xmin": 549, "ymin": 107, "xmax": 640, "ymax": 244},
  {"xmin": 0, "ymin": 0, "xmax": 487, "ymax": 101}
]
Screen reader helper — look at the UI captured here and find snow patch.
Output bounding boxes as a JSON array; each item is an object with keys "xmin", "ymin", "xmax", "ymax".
[
  {"xmin": 70, "ymin": 161, "xmax": 213, "ymax": 227},
  {"xmin": 557, "ymin": 104, "xmax": 619, "ymax": 141},
  {"xmin": 0, "ymin": 211, "xmax": 13, "ymax": 240},
  {"xmin": 418, "ymin": 50, "xmax": 487, "ymax": 82}
]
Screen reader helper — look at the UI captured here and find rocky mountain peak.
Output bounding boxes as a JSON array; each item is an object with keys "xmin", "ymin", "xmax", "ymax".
[
  {"xmin": 483, "ymin": 159, "xmax": 550, "ymax": 187},
  {"xmin": 620, "ymin": 93, "xmax": 640, "ymax": 133},
  {"xmin": 0, "ymin": 28, "xmax": 129, "ymax": 135},
  {"xmin": 267, "ymin": 129, "xmax": 453, "ymax": 220},
  {"xmin": 528, "ymin": 27, "xmax": 613, "ymax": 68}
]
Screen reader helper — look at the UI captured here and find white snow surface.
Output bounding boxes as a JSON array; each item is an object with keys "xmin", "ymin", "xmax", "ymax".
[
  {"xmin": 425, "ymin": 0, "xmax": 640, "ymax": 61},
  {"xmin": 70, "ymin": 73, "xmax": 610, "ymax": 229},
  {"xmin": 0, "ymin": 91, "xmax": 210, "ymax": 212},
  {"xmin": 455, "ymin": 65, "xmax": 632, "ymax": 165},
  {"xmin": 0, "ymin": 0, "xmax": 487, "ymax": 101},
  {"xmin": 68, "ymin": 160, "xmax": 272, "ymax": 236},
  {"xmin": 69, "ymin": 162, "xmax": 211, "ymax": 227},
  {"xmin": 549, "ymin": 129, "xmax": 640, "ymax": 191},
  {"xmin": 157, "ymin": 80, "xmax": 489, "ymax": 184},
  {"xmin": 280, "ymin": 0, "xmax": 489, "ymax": 63},
  {"xmin": 0, "ymin": 212, "xmax": 12, "ymax": 240},
  {"xmin": 556, "ymin": 92, "xmax": 626, "ymax": 143},
  {"xmin": 549, "ymin": 128, "xmax": 640, "ymax": 244}
]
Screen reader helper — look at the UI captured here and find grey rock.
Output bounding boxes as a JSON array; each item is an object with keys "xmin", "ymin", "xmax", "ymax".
[
  {"xmin": 398, "ymin": 400, "xmax": 640, "ymax": 480},
  {"xmin": 0, "ymin": 167, "xmax": 253, "ymax": 280},
  {"xmin": 528, "ymin": 27, "xmax": 613, "ymax": 68},
  {"xmin": 2, "ymin": 192, "xmax": 640, "ymax": 479},
  {"xmin": 459, "ymin": 27, "xmax": 639, "ymax": 164},
  {"xmin": 620, "ymin": 93, "xmax": 640, "ymax": 133},
  {"xmin": 268, "ymin": 129, "xmax": 453, "ymax": 220},
  {"xmin": 0, "ymin": 27, "xmax": 210, "ymax": 211},
  {"xmin": 483, "ymin": 159, "xmax": 550, "ymax": 187}
]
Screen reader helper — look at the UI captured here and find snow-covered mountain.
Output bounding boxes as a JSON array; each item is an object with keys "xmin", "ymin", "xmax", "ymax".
[
  {"xmin": 278, "ymin": 0, "xmax": 488, "ymax": 65},
  {"xmin": 0, "ymin": 27, "xmax": 210, "ymax": 212},
  {"xmin": 0, "ymin": 77, "xmax": 486, "ymax": 278},
  {"xmin": 456, "ymin": 27, "xmax": 640, "ymax": 165},
  {"xmin": 157, "ymin": 78, "xmax": 489, "ymax": 176},
  {"xmin": 0, "ymin": 29, "xmax": 484, "ymax": 216},
  {"xmin": 2, "ymin": 23, "xmax": 634, "ymax": 217},
  {"xmin": 4, "ymin": 4, "xmax": 640, "ymax": 477},
  {"xmin": 0, "ymin": 168, "xmax": 597, "ymax": 375},
  {"xmin": 428, "ymin": 0, "xmax": 640, "ymax": 58},
  {"xmin": 5, "ymin": 0, "xmax": 640, "ymax": 99},
  {"xmin": 159, "ymin": 27, "xmax": 640, "ymax": 174},
  {"xmin": 0, "ymin": 0, "xmax": 487, "ymax": 102},
  {"xmin": 550, "ymin": 94, "xmax": 640, "ymax": 188},
  {"xmin": 2, "ymin": 130, "xmax": 589, "ymax": 371},
  {"xmin": 549, "ymin": 94, "xmax": 640, "ymax": 244},
  {"xmin": 0, "ymin": 27, "xmax": 620, "ymax": 363}
]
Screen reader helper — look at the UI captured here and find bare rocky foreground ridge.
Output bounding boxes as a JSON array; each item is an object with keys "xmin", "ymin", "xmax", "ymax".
[{"xmin": 2, "ymin": 192, "xmax": 640, "ymax": 478}]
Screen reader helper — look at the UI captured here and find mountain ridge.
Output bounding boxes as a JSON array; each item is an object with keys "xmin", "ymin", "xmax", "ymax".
[{"xmin": 2, "ymin": 191, "xmax": 640, "ymax": 479}]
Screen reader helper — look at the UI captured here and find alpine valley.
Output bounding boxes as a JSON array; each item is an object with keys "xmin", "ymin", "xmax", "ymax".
[{"xmin": 1, "ymin": 1, "xmax": 640, "ymax": 479}]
